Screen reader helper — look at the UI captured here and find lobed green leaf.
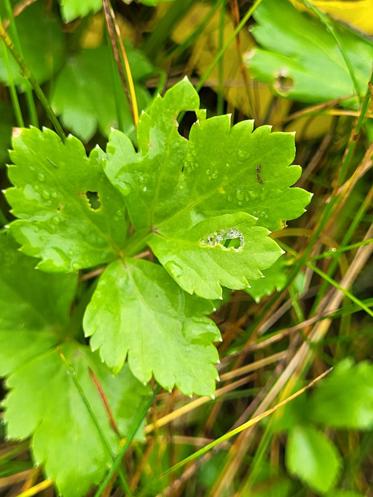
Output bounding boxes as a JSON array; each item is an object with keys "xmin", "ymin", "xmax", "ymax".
[
  {"xmin": 84, "ymin": 258, "xmax": 221, "ymax": 396},
  {"xmin": 5, "ymin": 128, "xmax": 127, "ymax": 272}
]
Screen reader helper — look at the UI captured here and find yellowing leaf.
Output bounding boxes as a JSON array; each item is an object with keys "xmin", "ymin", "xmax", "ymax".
[
  {"xmin": 171, "ymin": 2, "xmax": 289, "ymax": 120},
  {"xmin": 290, "ymin": 0, "xmax": 373, "ymax": 35}
]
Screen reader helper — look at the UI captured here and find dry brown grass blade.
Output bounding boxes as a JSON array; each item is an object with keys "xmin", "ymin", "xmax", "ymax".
[{"xmin": 208, "ymin": 229, "xmax": 373, "ymax": 496}]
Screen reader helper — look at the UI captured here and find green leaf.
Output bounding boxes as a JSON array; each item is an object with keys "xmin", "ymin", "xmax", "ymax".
[
  {"xmin": 0, "ymin": 231, "xmax": 151, "ymax": 497},
  {"xmin": 0, "ymin": 3, "xmax": 65, "ymax": 90},
  {"xmin": 51, "ymin": 45, "xmax": 153, "ymax": 141},
  {"xmin": 149, "ymin": 212, "xmax": 283, "ymax": 299},
  {"xmin": 309, "ymin": 359, "xmax": 373, "ymax": 430},
  {"xmin": 3, "ymin": 342, "xmax": 149, "ymax": 497},
  {"xmin": 245, "ymin": 256, "xmax": 288, "ymax": 302},
  {"xmin": 249, "ymin": 0, "xmax": 373, "ymax": 106},
  {"xmin": 5, "ymin": 128, "xmax": 127, "ymax": 272},
  {"xmin": 84, "ymin": 258, "xmax": 221, "ymax": 396},
  {"xmin": 107, "ymin": 78, "xmax": 310, "ymax": 231},
  {"xmin": 326, "ymin": 491, "xmax": 365, "ymax": 497},
  {"xmin": 106, "ymin": 78, "xmax": 310, "ymax": 297},
  {"xmin": 139, "ymin": 0, "xmax": 175, "ymax": 5},
  {"xmin": 0, "ymin": 101, "xmax": 13, "ymax": 163},
  {"xmin": 59, "ymin": 0, "xmax": 101, "ymax": 22},
  {"xmin": 286, "ymin": 425, "xmax": 341, "ymax": 493},
  {"xmin": 0, "ymin": 231, "xmax": 76, "ymax": 335}
]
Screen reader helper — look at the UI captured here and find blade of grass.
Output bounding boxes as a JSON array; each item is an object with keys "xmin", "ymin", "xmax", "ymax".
[
  {"xmin": 59, "ymin": 351, "xmax": 133, "ymax": 497},
  {"xmin": 196, "ymin": 0, "xmax": 264, "ymax": 92},
  {"xmin": 93, "ymin": 389, "xmax": 157, "ymax": 497},
  {"xmin": 3, "ymin": 0, "xmax": 38, "ymax": 127},
  {"xmin": 103, "ymin": 0, "xmax": 139, "ymax": 127},
  {"xmin": 307, "ymin": 259, "xmax": 373, "ymax": 317},
  {"xmin": 162, "ymin": 369, "xmax": 331, "ymax": 477},
  {"xmin": 0, "ymin": 23, "xmax": 64, "ymax": 140},
  {"xmin": 217, "ymin": 0, "xmax": 226, "ymax": 115}
]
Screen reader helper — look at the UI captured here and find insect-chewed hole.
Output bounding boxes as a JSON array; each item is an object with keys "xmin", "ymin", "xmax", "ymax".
[
  {"xmin": 274, "ymin": 70, "xmax": 294, "ymax": 95},
  {"xmin": 85, "ymin": 191, "xmax": 101, "ymax": 210},
  {"xmin": 202, "ymin": 228, "xmax": 244, "ymax": 251}
]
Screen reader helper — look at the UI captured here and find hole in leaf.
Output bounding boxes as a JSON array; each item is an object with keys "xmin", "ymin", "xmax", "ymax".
[
  {"xmin": 274, "ymin": 70, "xmax": 294, "ymax": 95},
  {"xmin": 85, "ymin": 191, "xmax": 101, "ymax": 210},
  {"xmin": 178, "ymin": 111, "xmax": 198, "ymax": 139},
  {"xmin": 202, "ymin": 228, "xmax": 244, "ymax": 251}
]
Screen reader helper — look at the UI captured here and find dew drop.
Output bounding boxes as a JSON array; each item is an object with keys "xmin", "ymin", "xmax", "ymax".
[{"xmin": 201, "ymin": 228, "xmax": 244, "ymax": 251}]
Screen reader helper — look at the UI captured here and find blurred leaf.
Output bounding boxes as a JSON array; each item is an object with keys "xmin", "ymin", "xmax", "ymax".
[
  {"xmin": 286, "ymin": 425, "xmax": 341, "ymax": 493},
  {"xmin": 270, "ymin": 391, "xmax": 311, "ymax": 433},
  {"xmin": 59, "ymin": 0, "xmax": 101, "ymax": 22},
  {"xmin": 290, "ymin": 0, "xmax": 373, "ymax": 36},
  {"xmin": 139, "ymin": 0, "xmax": 175, "ymax": 5},
  {"xmin": 326, "ymin": 491, "xmax": 365, "ymax": 497},
  {"xmin": 309, "ymin": 359, "xmax": 373, "ymax": 429},
  {"xmin": 171, "ymin": 2, "xmax": 289, "ymax": 120},
  {"xmin": 52, "ymin": 45, "xmax": 153, "ymax": 141},
  {"xmin": 0, "ymin": 101, "xmax": 13, "ymax": 163},
  {"xmin": 0, "ymin": 3, "xmax": 65, "ymax": 90},
  {"xmin": 249, "ymin": 0, "xmax": 373, "ymax": 106}
]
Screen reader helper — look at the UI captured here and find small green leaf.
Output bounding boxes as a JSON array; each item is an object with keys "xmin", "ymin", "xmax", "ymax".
[
  {"xmin": 309, "ymin": 359, "xmax": 373, "ymax": 430},
  {"xmin": 150, "ymin": 212, "xmax": 283, "ymax": 299},
  {"xmin": 245, "ymin": 256, "xmax": 288, "ymax": 302},
  {"xmin": 59, "ymin": 0, "xmax": 101, "ymax": 22},
  {"xmin": 5, "ymin": 128, "xmax": 127, "ymax": 272},
  {"xmin": 0, "ymin": 3, "xmax": 65, "ymax": 89},
  {"xmin": 52, "ymin": 45, "xmax": 153, "ymax": 141},
  {"xmin": 249, "ymin": 0, "xmax": 373, "ymax": 106},
  {"xmin": 286, "ymin": 425, "xmax": 341, "ymax": 493},
  {"xmin": 84, "ymin": 258, "xmax": 221, "ymax": 396}
]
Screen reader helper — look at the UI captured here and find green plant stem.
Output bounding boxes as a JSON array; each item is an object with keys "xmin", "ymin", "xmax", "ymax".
[
  {"xmin": 59, "ymin": 352, "xmax": 132, "ymax": 497},
  {"xmin": 3, "ymin": 0, "xmax": 38, "ymax": 126},
  {"xmin": 0, "ymin": 23, "xmax": 65, "ymax": 140},
  {"xmin": 0, "ymin": 15, "xmax": 23, "ymax": 127},
  {"xmin": 312, "ymin": 238, "xmax": 373, "ymax": 261},
  {"xmin": 167, "ymin": 0, "xmax": 223, "ymax": 61},
  {"xmin": 93, "ymin": 390, "xmax": 157, "ymax": 497},
  {"xmin": 161, "ymin": 370, "xmax": 330, "ymax": 478},
  {"xmin": 143, "ymin": 0, "xmax": 195, "ymax": 59},
  {"xmin": 337, "ymin": 70, "xmax": 373, "ymax": 185},
  {"xmin": 307, "ymin": 262, "xmax": 373, "ymax": 317},
  {"xmin": 196, "ymin": 0, "xmax": 264, "ymax": 92},
  {"xmin": 217, "ymin": 0, "xmax": 226, "ymax": 115},
  {"xmin": 312, "ymin": 188, "xmax": 373, "ymax": 310}
]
